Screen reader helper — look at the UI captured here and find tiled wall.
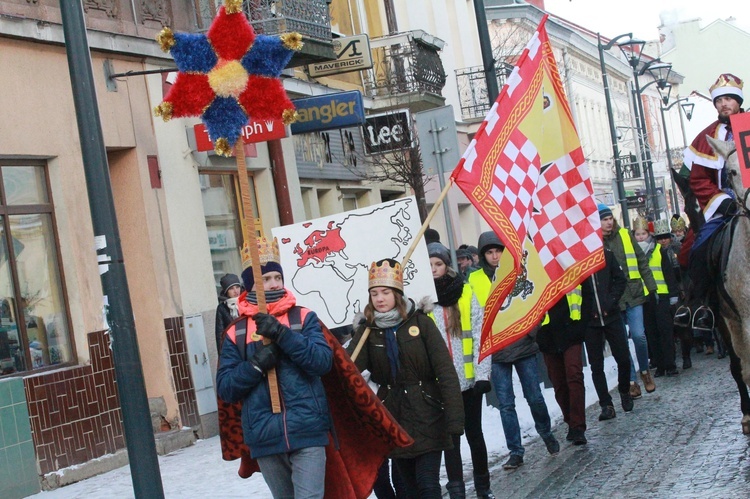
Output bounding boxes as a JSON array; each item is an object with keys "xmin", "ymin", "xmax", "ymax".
[
  {"xmin": 164, "ymin": 317, "xmax": 200, "ymax": 429},
  {"xmin": 25, "ymin": 330, "xmax": 125, "ymax": 475},
  {"xmin": 0, "ymin": 377, "xmax": 40, "ymax": 498}
]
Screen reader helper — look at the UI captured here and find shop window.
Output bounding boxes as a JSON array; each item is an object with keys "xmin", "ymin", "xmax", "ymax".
[
  {"xmin": 198, "ymin": 171, "xmax": 261, "ymax": 295},
  {"xmin": 0, "ymin": 163, "xmax": 73, "ymax": 376}
]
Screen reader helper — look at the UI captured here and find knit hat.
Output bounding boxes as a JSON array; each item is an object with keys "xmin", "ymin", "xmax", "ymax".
[
  {"xmin": 632, "ymin": 217, "xmax": 649, "ymax": 232},
  {"xmin": 653, "ymin": 219, "xmax": 672, "ymax": 238},
  {"xmin": 219, "ymin": 273, "xmax": 242, "ymax": 298},
  {"xmin": 424, "ymin": 228, "xmax": 441, "ymax": 245},
  {"xmin": 597, "ymin": 203, "xmax": 613, "ymax": 219},
  {"xmin": 368, "ymin": 258, "xmax": 404, "ymax": 293},
  {"xmin": 456, "ymin": 248, "xmax": 472, "ymax": 261},
  {"xmin": 710, "ymin": 73, "xmax": 744, "ymax": 106},
  {"xmin": 466, "ymin": 245, "xmax": 479, "ymax": 257},
  {"xmin": 240, "ymin": 237, "xmax": 284, "ymax": 291},
  {"xmin": 427, "ymin": 242, "xmax": 451, "ymax": 266}
]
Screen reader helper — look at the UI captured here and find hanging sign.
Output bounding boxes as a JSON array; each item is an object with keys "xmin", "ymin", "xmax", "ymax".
[{"xmin": 194, "ymin": 119, "xmax": 287, "ymax": 151}]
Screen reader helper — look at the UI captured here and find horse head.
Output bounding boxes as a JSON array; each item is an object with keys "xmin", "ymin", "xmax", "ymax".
[{"xmin": 707, "ymin": 135, "xmax": 749, "ymax": 212}]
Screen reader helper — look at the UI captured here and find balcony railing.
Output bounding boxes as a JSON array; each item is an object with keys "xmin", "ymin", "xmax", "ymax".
[
  {"xmin": 363, "ymin": 30, "xmax": 446, "ymax": 108},
  {"xmin": 196, "ymin": 0, "xmax": 335, "ymax": 66},
  {"xmin": 455, "ymin": 62, "xmax": 513, "ymax": 120}
]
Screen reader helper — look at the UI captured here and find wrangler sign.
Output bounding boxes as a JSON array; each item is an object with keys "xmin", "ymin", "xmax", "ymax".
[{"xmin": 308, "ymin": 35, "xmax": 373, "ymax": 77}]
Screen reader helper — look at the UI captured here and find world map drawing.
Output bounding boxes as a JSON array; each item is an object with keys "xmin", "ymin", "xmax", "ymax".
[{"xmin": 272, "ymin": 197, "xmax": 436, "ymax": 329}]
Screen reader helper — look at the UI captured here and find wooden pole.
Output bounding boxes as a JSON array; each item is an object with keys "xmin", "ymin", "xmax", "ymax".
[
  {"xmin": 351, "ymin": 179, "xmax": 455, "ymax": 363},
  {"xmin": 235, "ymin": 142, "xmax": 281, "ymax": 413}
]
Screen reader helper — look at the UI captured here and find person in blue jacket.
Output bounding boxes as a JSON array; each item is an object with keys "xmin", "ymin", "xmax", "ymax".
[{"xmin": 217, "ymin": 237, "xmax": 333, "ymax": 499}]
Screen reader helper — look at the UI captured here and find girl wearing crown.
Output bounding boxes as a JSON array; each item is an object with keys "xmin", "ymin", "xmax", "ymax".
[{"xmin": 347, "ymin": 258, "xmax": 464, "ymax": 499}]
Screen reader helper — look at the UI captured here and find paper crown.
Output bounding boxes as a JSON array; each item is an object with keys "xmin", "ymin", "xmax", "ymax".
[
  {"xmin": 670, "ymin": 216, "xmax": 687, "ymax": 232},
  {"xmin": 632, "ymin": 217, "xmax": 649, "ymax": 232},
  {"xmin": 241, "ymin": 236, "xmax": 280, "ymax": 270},
  {"xmin": 653, "ymin": 219, "xmax": 671, "ymax": 237},
  {"xmin": 368, "ymin": 259, "xmax": 404, "ymax": 292},
  {"xmin": 709, "ymin": 73, "xmax": 744, "ymax": 102}
]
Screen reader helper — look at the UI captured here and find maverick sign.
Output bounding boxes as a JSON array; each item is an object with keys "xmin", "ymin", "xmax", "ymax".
[
  {"xmin": 308, "ymin": 34, "xmax": 373, "ymax": 77},
  {"xmin": 363, "ymin": 111, "xmax": 412, "ymax": 155}
]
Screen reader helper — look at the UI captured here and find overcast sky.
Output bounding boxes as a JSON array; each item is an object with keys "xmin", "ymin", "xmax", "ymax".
[{"xmin": 544, "ymin": 0, "xmax": 750, "ymax": 41}]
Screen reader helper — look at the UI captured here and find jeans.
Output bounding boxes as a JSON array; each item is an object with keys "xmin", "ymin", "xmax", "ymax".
[
  {"xmin": 644, "ymin": 295, "xmax": 676, "ymax": 371},
  {"xmin": 491, "ymin": 355, "xmax": 553, "ymax": 457},
  {"xmin": 394, "ymin": 451, "xmax": 443, "ymax": 499},
  {"xmin": 444, "ymin": 388, "xmax": 490, "ymax": 483},
  {"xmin": 585, "ymin": 321, "xmax": 631, "ymax": 407},
  {"xmin": 623, "ymin": 304, "xmax": 650, "ymax": 381},
  {"xmin": 257, "ymin": 446, "xmax": 326, "ymax": 499},
  {"xmin": 543, "ymin": 344, "xmax": 586, "ymax": 432}
]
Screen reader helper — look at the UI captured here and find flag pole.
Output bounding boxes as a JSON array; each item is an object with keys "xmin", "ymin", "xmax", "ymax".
[
  {"xmin": 351, "ymin": 179, "xmax": 454, "ymax": 362},
  {"xmin": 235, "ymin": 142, "xmax": 281, "ymax": 413}
]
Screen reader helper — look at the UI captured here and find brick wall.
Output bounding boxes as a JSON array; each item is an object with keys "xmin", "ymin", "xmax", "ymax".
[{"xmin": 164, "ymin": 317, "xmax": 200, "ymax": 429}]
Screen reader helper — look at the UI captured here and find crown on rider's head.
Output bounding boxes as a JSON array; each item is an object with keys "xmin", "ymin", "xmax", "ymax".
[
  {"xmin": 710, "ymin": 73, "xmax": 744, "ymax": 105},
  {"xmin": 632, "ymin": 217, "xmax": 649, "ymax": 232},
  {"xmin": 368, "ymin": 258, "xmax": 404, "ymax": 293}
]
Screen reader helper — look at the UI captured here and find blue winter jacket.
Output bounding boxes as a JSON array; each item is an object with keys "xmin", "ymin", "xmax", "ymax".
[{"xmin": 216, "ymin": 294, "xmax": 333, "ymax": 458}]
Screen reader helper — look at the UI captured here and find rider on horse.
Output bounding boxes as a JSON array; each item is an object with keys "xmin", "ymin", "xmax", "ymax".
[{"xmin": 676, "ymin": 73, "xmax": 744, "ymax": 332}]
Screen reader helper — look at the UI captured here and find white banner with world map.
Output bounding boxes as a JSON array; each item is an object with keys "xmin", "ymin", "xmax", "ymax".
[{"xmin": 271, "ymin": 196, "xmax": 437, "ymax": 330}]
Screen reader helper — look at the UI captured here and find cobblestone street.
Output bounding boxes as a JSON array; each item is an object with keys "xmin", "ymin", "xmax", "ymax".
[{"xmin": 480, "ymin": 352, "xmax": 750, "ymax": 498}]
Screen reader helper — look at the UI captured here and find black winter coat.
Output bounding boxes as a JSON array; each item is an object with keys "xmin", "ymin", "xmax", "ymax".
[
  {"xmin": 347, "ymin": 303, "xmax": 464, "ymax": 459},
  {"xmin": 537, "ymin": 295, "xmax": 591, "ymax": 355},
  {"xmin": 215, "ymin": 302, "xmax": 234, "ymax": 351},
  {"xmin": 582, "ymin": 249, "xmax": 627, "ymax": 327}
]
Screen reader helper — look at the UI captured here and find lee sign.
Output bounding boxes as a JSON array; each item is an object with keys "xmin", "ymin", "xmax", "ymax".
[
  {"xmin": 290, "ymin": 91, "xmax": 365, "ymax": 135},
  {"xmin": 194, "ymin": 119, "xmax": 287, "ymax": 151},
  {"xmin": 363, "ymin": 110, "xmax": 411, "ymax": 155},
  {"xmin": 307, "ymin": 34, "xmax": 373, "ymax": 77}
]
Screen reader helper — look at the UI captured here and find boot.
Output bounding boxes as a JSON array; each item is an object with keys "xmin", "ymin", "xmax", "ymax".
[
  {"xmin": 629, "ymin": 382, "xmax": 642, "ymax": 399},
  {"xmin": 620, "ymin": 390, "xmax": 634, "ymax": 412},
  {"xmin": 446, "ymin": 480, "xmax": 466, "ymax": 499},
  {"xmin": 473, "ymin": 473, "xmax": 496, "ymax": 499},
  {"xmin": 640, "ymin": 371, "xmax": 656, "ymax": 393},
  {"xmin": 683, "ymin": 357, "xmax": 692, "ymax": 369}
]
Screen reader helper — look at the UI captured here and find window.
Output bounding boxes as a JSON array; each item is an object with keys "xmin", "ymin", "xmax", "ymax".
[
  {"xmin": 0, "ymin": 163, "xmax": 73, "ymax": 376},
  {"xmin": 198, "ymin": 171, "xmax": 261, "ymax": 295}
]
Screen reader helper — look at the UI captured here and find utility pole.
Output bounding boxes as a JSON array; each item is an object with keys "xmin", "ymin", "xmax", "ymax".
[
  {"xmin": 58, "ymin": 0, "xmax": 164, "ymax": 497},
  {"xmin": 473, "ymin": 0, "xmax": 499, "ymax": 104}
]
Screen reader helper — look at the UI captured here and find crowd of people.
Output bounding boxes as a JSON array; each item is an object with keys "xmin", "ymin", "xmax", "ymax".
[{"xmin": 212, "ymin": 72, "xmax": 742, "ymax": 499}]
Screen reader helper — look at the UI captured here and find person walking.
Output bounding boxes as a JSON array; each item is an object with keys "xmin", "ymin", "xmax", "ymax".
[
  {"xmin": 582, "ymin": 246, "xmax": 632, "ymax": 421},
  {"xmin": 468, "ymin": 231, "xmax": 559, "ymax": 470},
  {"xmin": 598, "ymin": 204, "xmax": 658, "ymax": 399},
  {"xmin": 427, "ymin": 243, "xmax": 494, "ymax": 499},
  {"xmin": 538, "ymin": 286, "xmax": 590, "ymax": 445},
  {"xmin": 348, "ymin": 258, "xmax": 464, "ymax": 499},
  {"xmin": 216, "ymin": 238, "xmax": 333, "ymax": 499}
]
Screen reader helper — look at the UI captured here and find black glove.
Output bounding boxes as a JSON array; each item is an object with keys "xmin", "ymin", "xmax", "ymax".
[
  {"xmin": 717, "ymin": 198, "xmax": 737, "ymax": 216},
  {"xmin": 473, "ymin": 380, "xmax": 492, "ymax": 394},
  {"xmin": 250, "ymin": 343, "xmax": 281, "ymax": 373},
  {"xmin": 253, "ymin": 313, "xmax": 287, "ymax": 342},
  {"xmin": 650, "ymin": 291, "xmax": 659, "ymax": 305}
]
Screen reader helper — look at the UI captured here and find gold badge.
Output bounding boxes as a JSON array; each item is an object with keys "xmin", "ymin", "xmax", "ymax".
[
  {"xmin": 409, "ymin": 326, "xmax": 420, "ymax": 337},
  {"xmin": 250, "ymin": 333, "xmax": 262, "ymax": 342}
]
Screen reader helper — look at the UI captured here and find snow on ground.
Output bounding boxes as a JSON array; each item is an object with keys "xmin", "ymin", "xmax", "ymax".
[{"xmin": 30, "ymin": 355, "xmax": 621, "ymax": 498}]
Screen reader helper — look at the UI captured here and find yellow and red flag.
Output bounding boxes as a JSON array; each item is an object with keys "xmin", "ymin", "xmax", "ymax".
[{"xmin": 450, "ymin": 15, "xmax": 604, "ymax": 359}]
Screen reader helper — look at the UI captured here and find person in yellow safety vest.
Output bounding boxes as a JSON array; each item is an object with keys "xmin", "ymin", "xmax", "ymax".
[
  {"xmin": 633, "ymin": 219, "xmax": 680, "ymax": 377},
  {"xmin": 468, "ymin": 231, "xmax": 560, "ymax": 471},
  {"xmin": 538, "ymin": 286, "xmax": 591, "ymax": 445},
  {"xmin": 597, "ymin": 204, "xmax": 658, "ymax": 399},
  {"xmin": 427, "ymin": 242, "xmax": 494, "ymax": 499}
]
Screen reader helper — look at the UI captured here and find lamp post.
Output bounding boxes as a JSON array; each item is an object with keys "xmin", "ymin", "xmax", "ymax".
[
  {"xmin": 658, "ymin": 96, "xmax": 694, "ymax": 215},
  {"xmin": 598, "ymin": 32, "xmax": 633, "ymax": 226}
]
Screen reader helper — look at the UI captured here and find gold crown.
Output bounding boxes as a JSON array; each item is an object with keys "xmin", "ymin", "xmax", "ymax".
[
  {"xmin": 670, "ymin": 216, "xmax": 687, "ymax": 232},
  {"xmin": 710, "ymin": 73, "xmax": 744, "ymax": 100},
  {"xmin": 368, "ymin": 259, "xmax": 404, "ymax": 292},
  {"xmin": 632, "ymin": 217, "xmax": 649, "ymax": 232},
  {"xmin": 653, "ymin": 219, "xmax": 671, "ymax": 237},
  {"xmin": 241, "ymin": 236, "xmax": 280, "ymax": 270}
]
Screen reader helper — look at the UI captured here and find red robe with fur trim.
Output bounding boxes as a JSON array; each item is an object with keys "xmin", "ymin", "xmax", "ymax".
[
  {"xmin": 684, "ymin": 118, "xmax": 734, "ymax": 220},
  {"xmin": 217, "ymin": 290, "xmax": 413, "ymax": 499}
]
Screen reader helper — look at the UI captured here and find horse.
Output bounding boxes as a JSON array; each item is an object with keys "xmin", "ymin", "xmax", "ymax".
[{"xmin": 672, "ymin": 135, "xmax": 750, "ymax": 434}]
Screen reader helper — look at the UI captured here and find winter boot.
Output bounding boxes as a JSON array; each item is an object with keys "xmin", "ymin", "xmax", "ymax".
[
  {"xmin": 473, "ymin": 473, "xmax": 496, "ymax": 499},
  {"xmin": 446, "ymin": 480, "xmax": 466, "ymax": 499}
]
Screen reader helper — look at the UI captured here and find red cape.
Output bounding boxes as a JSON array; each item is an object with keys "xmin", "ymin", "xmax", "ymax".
[{"xmin": 218, "ymin": 326, "xmax": 413, "ymax": 499}]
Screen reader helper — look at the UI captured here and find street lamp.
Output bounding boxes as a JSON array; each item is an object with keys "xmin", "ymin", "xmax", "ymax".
[
  {"xmin": 658, "ymin": 96, "xmax": 694, "ymax": 215},
  {"xmin": 598, "ymin": 32, "xmax": 633, "ymax": 226}
]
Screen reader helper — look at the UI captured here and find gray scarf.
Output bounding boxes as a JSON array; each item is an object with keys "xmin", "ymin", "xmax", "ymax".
[{"xmin": 373, "ymin": 297, "xmax": 413, "ymax": 328}]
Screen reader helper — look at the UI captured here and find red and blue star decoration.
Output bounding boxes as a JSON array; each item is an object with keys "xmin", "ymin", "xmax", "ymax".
[{"xmin": 154, "ymin": 0, "xmax": 301, "ymax": 156}]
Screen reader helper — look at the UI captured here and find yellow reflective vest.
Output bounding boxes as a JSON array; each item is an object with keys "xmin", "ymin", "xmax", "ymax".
[
  {"xmin": 428, "ymin": 284, "xmax": 476, "ymax": 380},
  {"xmin": 648, "ymin": 243, "xmax": 668, "ymax": 295},
  {"xmin": 541, "ymin": 285, "xmax": 582, "ymax": 325},
  {"xmin": 468, "ymin": 268, "xmax": 491, "ymax": 307}
]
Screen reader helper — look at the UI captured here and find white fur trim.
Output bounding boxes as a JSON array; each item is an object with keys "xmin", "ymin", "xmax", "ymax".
[
  {"xmin": 711, "ymin": 86, "xmax": 743, "ymax": 102},
  {"xmin": 704, "ymin": 192, "xmax": 731, "ymax": 220}
]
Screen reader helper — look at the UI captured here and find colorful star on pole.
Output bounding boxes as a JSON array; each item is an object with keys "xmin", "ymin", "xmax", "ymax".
[{"xmin": 154, "ymin": 0, "xmax": 302, "ymax": 156}]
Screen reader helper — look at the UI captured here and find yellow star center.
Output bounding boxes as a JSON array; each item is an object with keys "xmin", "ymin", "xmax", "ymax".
[{"xmin": 208, "ymin": 59, "xmax": 249, "ymax": 98}]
